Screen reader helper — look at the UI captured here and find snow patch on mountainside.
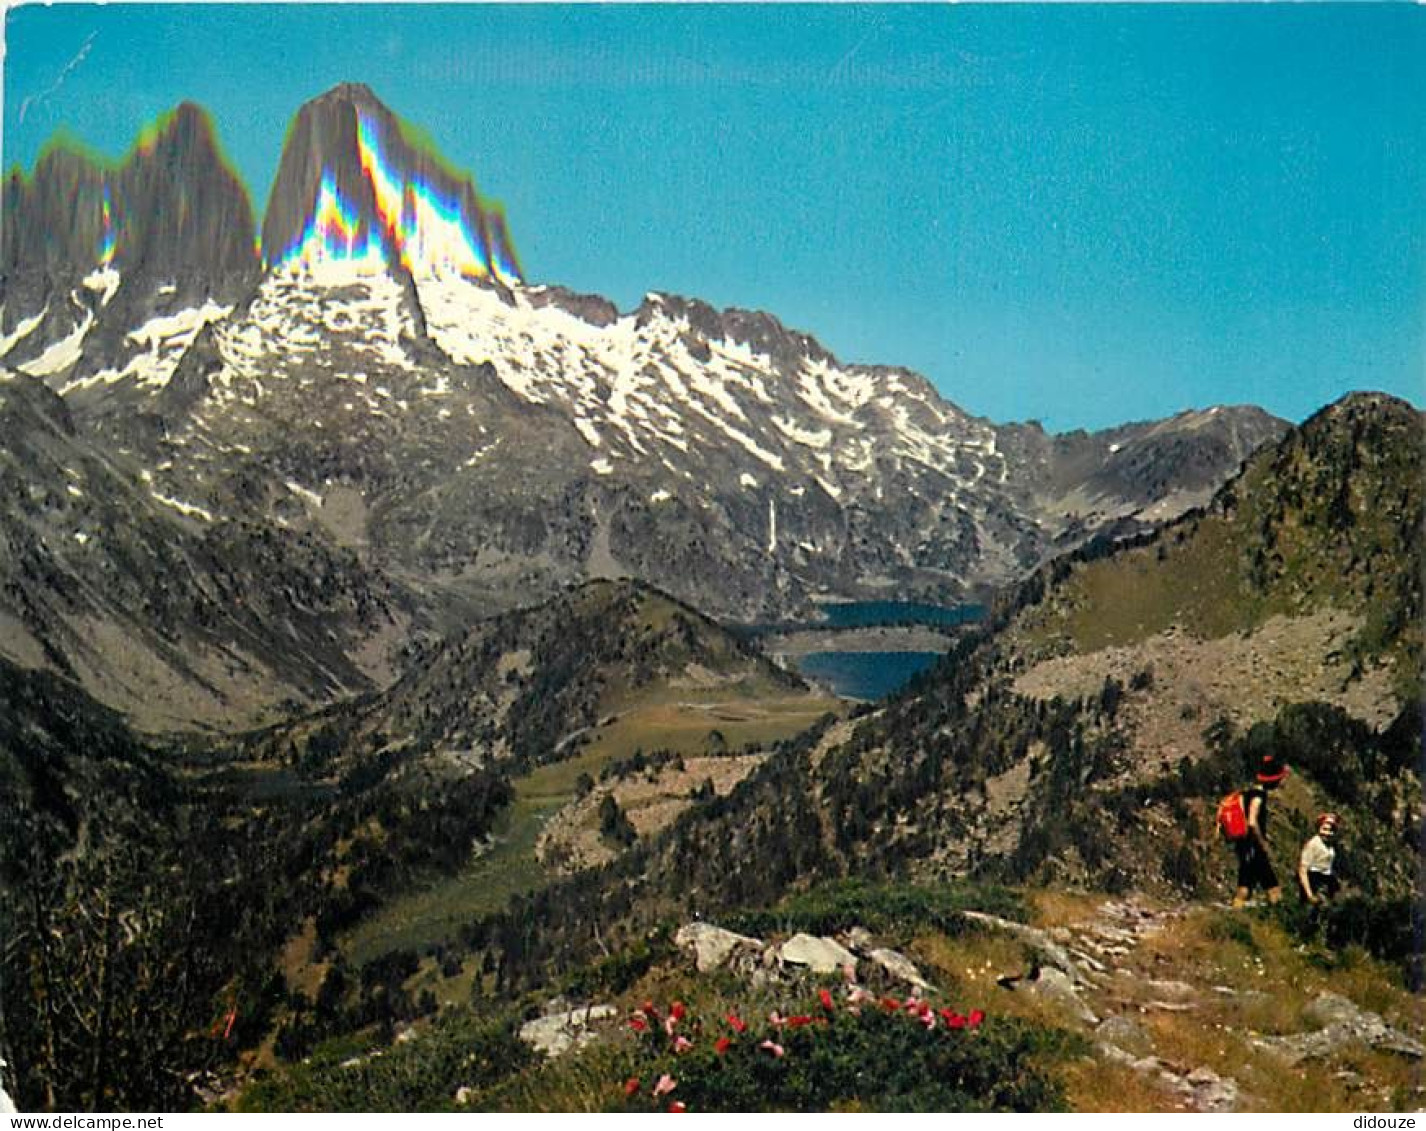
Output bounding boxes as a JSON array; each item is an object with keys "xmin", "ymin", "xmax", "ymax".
[
  {"xmin": 21, "ymin": 310, "xmax": 94, "ymax": 377},
  {"xmin": 0, "ymin": 308, "xmax": 46, "ymax": 357}
]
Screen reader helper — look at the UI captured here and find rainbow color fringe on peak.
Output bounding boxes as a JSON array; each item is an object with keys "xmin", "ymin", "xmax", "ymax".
[
  {"xmin": 273, "ymin": 109, "xmax": 520, "ymax": 284},
  {"xmin": 98, "ymin": 183, "xmax": 116, "ymax": 267}
]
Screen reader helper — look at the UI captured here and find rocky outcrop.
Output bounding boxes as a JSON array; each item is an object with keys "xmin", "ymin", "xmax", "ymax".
[
  {"xmin": 1255, "ymin": 993, "xmax": 1425, "ymax": 1065},
  {"xmin": 868, "ymin": 947, "xmax": 934, "ymax": 992},
  {"xmin": 776, "ymin": 933, "xmax": 859, "ymax": 976},
  {"xmin": 674, "ymin": 921, "xmax": 944, "ymax": 991},
  {"xmin": 675, "ymin": 923, "xmax": 763, "ymax": 974},
  {"xmin": 518, "ymin": 1002, "xmax": 617, "ymax": 1058}
]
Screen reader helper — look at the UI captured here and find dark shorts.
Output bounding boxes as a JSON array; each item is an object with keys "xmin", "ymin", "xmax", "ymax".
[
  {"xmin": 1303, "ymin": 871, "xmax": 1340, "ymax": 901},
  {"xmin": 1235, "ymin": 841, "xmax": 1279, "ymax": 891}
]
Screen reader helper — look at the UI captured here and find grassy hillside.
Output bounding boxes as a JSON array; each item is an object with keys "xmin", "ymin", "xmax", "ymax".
[{"xmin": 1016, "ymin": 393, "xmax": 1421, "ymax": 685}]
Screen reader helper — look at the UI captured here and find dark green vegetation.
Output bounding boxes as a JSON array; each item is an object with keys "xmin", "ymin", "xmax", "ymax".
[
  {"xmin": 0, "ymin": 579, "xmax": 827, "ymax": 1110},
  {"xmin": 0, "ymin": 650, "xmax": 517, "ymax": 1110}
]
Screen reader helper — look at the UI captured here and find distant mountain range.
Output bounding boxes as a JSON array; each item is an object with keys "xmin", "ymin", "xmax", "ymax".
[{"xmin": 2, "ymin": 83, "xmax": 1287, "ymax": 729}]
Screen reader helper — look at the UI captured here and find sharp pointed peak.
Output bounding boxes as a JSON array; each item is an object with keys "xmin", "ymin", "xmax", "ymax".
[{"xmin": 306, "ymin": 82, "xmax": 389, "ymax": 113}]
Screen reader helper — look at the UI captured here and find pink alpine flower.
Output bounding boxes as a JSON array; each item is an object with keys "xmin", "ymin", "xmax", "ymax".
[
  {"xmin": 768, "ymin": 1010, "xmax": 788, "ymax": 1028},
  {"xmin": 673, "ymin": 1035, "xmax": 694, "ymax": 1055},
  {"xmin": 759, "ymin": 1039, "xmax": 785, "ymax": 1058},
  {"xmin": 653, "ymin": 1074, "xmax": 677, "ymax": 1097}
]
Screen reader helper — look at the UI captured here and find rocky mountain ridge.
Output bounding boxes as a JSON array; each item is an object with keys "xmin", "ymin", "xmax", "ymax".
[{"xmin": 2, "ymin": 83, "xmax": 1287, "ymax": 728}]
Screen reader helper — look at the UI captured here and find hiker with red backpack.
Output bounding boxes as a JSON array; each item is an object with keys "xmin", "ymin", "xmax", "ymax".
[{"xmin": 1218, "ymin": 754, "xmax": 1290, "ymax": 908}]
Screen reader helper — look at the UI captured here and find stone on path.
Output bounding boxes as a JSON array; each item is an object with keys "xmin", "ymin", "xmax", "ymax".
[{"xmin": 1025, "ymin": 966, "xmax": 1100, "ymax": 1024}]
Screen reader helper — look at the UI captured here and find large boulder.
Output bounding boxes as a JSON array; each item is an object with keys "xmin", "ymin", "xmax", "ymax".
[
  {"xmin": 1024, "ymin": 966, "xmax": 1100, "ymax": 1025},
  {"xmin": 675, "ymin": 923, "xmax": 763, "ymax": 973},
  {"xmin": 868, "ymin": 947, "xmax": 934, "ymax": 991},
  {"xmin": 777, "ymin": 933, "xmax": 859, "ymax": 975}
]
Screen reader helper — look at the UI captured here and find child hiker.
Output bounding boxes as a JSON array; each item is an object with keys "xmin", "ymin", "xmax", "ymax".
[{"xmin": 1298, "ymin": 813, "xmax": 1341, "ymax": 905}]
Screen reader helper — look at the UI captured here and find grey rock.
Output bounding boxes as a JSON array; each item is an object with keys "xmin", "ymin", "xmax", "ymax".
[
  {"xmin": 867, "ymin": 947, "xmax": 933, "ymax": 991},
  {"xmin": 778, "ymin": 933, "xmax": 859, "ymax": 975},
  {"xmin": 1069, "ymin": 947, "xmax": 1109, "ymax": 973},
  {"xmin": 1095, "ymin": 1014, "xmax": 1155, "ymax": 1056},
  {"xmin": 1143, "ymin": 978, "xmax": 1197, "ymax": 1001},
  {"xmin": 1256, "ymin": 993, "xmax": 1425, "ymax": 1065},
  {"xmin": 675, "ymin": 922, "xmax": 763, "ymax": 974},
  {"xmin": 961, "ymin": 911, "xmax": 1095, "ymax": 986},
  {"xmin": 1184, "ymin": 1066, "xmax": 1239, "ymax": 1113},
  {"xmin": 1302, "ymin": 991, "xmax": 1366, "ymax": 1029},
  {"xmin": 518, "ymin": 1004, "xmax": 617, "ymax": 1058},
  {"xmin": 1026, "ymin": 966, "xmax": 1100, "ymax": 1025},
  {"xmin": 842, "ymin": 926, "xmax": 875, "ymax": 953}
]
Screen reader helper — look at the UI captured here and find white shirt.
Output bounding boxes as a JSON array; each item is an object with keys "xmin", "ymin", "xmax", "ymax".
[{"xmin": 1299, "ymin": 834, "xmax": 1335, "ymax": 876}]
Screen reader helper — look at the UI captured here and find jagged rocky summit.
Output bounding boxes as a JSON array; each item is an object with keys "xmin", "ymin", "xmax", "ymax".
[
  {"xmin": 260, "ymin": 82, "xmax": 520, "ymax": 284},
  {"xmin": 2, "ymin": 103, "xmax": 258, "ymax": 385}
]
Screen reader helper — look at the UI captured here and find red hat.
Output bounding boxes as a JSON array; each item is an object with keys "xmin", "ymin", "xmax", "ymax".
[{"xmin": 1255, "ymin": 755, "xmax": 1289, "ymax": 785}]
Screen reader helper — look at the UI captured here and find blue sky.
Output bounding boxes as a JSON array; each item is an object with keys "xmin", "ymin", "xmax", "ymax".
[{"xmin": 4, "ymin": 4, "xmax": 1422, "ymax": 431}]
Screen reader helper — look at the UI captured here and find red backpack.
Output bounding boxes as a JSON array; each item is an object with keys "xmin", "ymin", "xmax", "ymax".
[{"xmin": 1217, "ymin": 791, "xmax": 1249, "ymax": 840}]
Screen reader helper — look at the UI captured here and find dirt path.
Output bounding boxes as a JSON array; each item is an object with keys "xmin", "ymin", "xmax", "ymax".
[{"xmin": 969, "ymin": 895, "xmax": 1423, "ymax": 1112}]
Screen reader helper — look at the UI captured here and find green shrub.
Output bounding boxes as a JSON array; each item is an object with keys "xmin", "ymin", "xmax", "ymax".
[
  {"xmin": 616, "ymin": 995, "xmax": 1075, "ymax": 1112},
  {"xmin": 1271, "ymin": 895, "xmax": 1424, "ymax": 990},
  {"xmin": 725, "ymin": 879, "xmax": 1026, "ymax": 941},
  {"xmin": 239, "ymin": 1012, "xmax": 534, "ymax": 1112}
]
